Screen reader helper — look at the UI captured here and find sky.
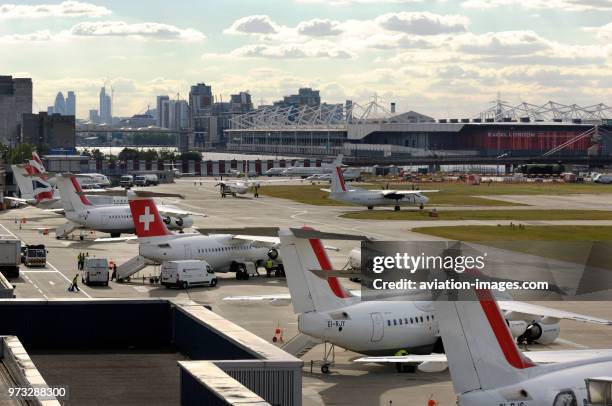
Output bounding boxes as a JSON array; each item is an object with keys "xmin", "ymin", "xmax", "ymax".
[{"xmin": 0, "ymin": 0, "xmax": 611, "ymax": 119}]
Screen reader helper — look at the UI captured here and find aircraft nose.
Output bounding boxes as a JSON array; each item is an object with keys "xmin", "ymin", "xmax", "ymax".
[{"xmin": 422, "ymin": 195, "xmax": 429, "ymax": 204}]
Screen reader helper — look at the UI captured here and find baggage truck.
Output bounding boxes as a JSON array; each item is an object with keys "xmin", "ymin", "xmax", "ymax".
[
  {"xmin": 0, "ymin": 237, "xmax": 21, "ymax": 278},
  {"xmin": 21, "ymin": 244, "xmax": 47, "ymax": 267}
]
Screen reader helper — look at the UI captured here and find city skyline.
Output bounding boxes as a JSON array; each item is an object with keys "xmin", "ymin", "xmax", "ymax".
[{"xmin": 1, "ymin": 0, "xmax": 611, "ymax": 119}]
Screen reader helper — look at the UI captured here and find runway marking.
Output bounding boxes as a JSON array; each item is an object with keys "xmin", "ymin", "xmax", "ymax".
[
  {"xmin": 0, "ymin": 222, "xmax": 93, "ymax": 299},
  {"xmin": 48, "ymin": 281, "xmax": 55, "ymax": 286},
  {"xmin": 20, "ymin": 270, "xmax": 61, "ymax": 273}
]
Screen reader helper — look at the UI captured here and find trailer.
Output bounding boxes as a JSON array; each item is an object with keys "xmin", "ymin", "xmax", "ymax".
[{"xmin": 0, "ymin": 237, "xmax": 21, "ymax": 278}]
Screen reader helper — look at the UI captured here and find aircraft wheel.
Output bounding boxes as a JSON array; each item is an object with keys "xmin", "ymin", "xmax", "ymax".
[
  {"xmin": 210, "ymin": 279, "xmax": 217, "ymax": 287},
  {"xmin": 79, "ymin": 235, "xmax": 84, "ymax": 241},
  {"xmin": 394, "ymin": 206, "xmax": 400, "ymax": 211},
  {"xmin": 182, "ymin": 281, "xmax": 188, "ymax": 289},
  {"xmin": 420, "ymin": 204, "xmax": 424, "ymax": 210},
  {"xmin": 367, "ymin": 206, "xmax": 373, "ymax": 210},
  {"xmin": 321, "ymin": 364, "xmax": 330, "ymax": 374}
]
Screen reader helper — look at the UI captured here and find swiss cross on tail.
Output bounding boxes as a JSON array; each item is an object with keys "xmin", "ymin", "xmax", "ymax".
[{"xmin": 128, "ymin": 197, "xmax": 171, "ymax": 237}]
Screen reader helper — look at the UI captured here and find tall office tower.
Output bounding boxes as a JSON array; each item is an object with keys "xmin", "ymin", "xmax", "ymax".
[
  {"xmin": 156, "ymin": 95, "xmax": 169, "ymax": 127},
  {"xmin": 188, "ymin": 83, "xmax": 213, "ymax": 150},
  {"xmin": 54, "ymin": 92, "xmax": 66, "ymax": 115},
  {"xmin": 89, "ymin": 109, "xmax": 99, "ymax": 123},
  {"xmin": 47, "ymin": 106, "xmax": 55, "ymax": 115},
  {"xmin": 66, "ymin": 91, "xmax": 76, "ymax": 116},
  {"xmin": 0, "ymin": 75, "xmax": 32, "ymax": 145},
  {"xmin": 99, "ymin": 87, "xmax": 112, "ymax": 124}
]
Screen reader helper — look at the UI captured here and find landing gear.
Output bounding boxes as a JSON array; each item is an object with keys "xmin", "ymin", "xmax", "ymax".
[
  {"xmin": 367, "ymin": 206, "xmax": 374, "ymax": 210},
  {"xmin": 110, "ymin": 232, "xmax": 120, "ymax": 238},
  {"xmin": 320, "ymin": 341, "xmax": 336, "ymax": 374},
  {"xmin": 419, "ymin": 203, "xmax": 424, "ymax": 210},
  {"xmin": 234, "ymin": 263, "xmax": 249, "ymax": 280},
  {"xmin": 394, "ymin": 205, "xmax": 400, "ymax": 211}
]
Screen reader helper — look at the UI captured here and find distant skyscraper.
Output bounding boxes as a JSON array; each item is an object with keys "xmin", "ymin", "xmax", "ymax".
[
  {"xmin": 99, "ymin": 87, "xmax": 112, "ymax": 124},
  {"xmin": 54, "ymin": 92, "xmax": 66, "ymax": 115},
  {"xmin": 47, "ymin": 106, "xmax": 55, "ymax": 115},
  {"xmin": 89, "ymin": 109, "xmax": 99, "ymax": 123},
  {"xmin": 156, "ymin": 95, "xmax": 169, "ymax": 127},
  {"xmin": 66, "ymin": 91, "xmax": 76, "ymax": 116}
]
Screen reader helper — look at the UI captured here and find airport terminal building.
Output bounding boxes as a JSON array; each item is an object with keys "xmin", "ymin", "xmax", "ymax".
[{"xmin": 225, "ymin": 101, "xmax": 612, "ymax": 159}]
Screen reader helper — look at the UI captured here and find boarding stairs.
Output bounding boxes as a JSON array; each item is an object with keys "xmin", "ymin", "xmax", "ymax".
[
  {"xmin": 116, "ymin": 255, "xmax": 155, "ymax": 281},
  {"xmin": 282, "ymin": 333, "xmax": 322, "ymax": 358},
  {"xmin": 54, "ymin": 221, "xmax": 79, "ymax": 238}
]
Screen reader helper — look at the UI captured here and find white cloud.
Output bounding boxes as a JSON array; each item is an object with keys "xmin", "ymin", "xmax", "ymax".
[
  {"xmin": 296, "ymin": 0, "xmax": 425, "ymax": 5},
  {"xmin": 69, "ymin": 21, "xmax": 206, "ymax": 41},
  {"xmin": 454, "ymin": 31, "xmax": 549, "ymax": 55},
  {"xmin": 0, "ymin": 30, "xmax": 54, "ymax": 42},
  {"xmin": 224, "ymin": 15, "xmax": 280, "ymax": 35},
  {"xmin": 230, "ymin": 43, "xmax": 354, "ymax": 59},
  {"xmin": 0, "ymin": 1, "xmax": 111, "ymax": 19},
  {"xmin": 462, "ymin": 0, "xmax": 612, "ymax": 11},
  {"xmin": 376, "ymin": 12, "xmax": 469, "ymax": 35},
  {"xmin": 297, "ymin": 19, "xmax": 343, "ymax": 36},
  {"xmin": 584, "ymin": 22, "xmax": 612, "ymax": 41}
]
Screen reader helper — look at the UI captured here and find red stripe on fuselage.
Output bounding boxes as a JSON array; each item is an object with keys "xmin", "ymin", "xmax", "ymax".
[
  {"xmin": 475, "ymin": 288, "xmax": 535, "ymax": 369},
  {"xmin": 70, "ymin": 177, "xmax": 92, "ymax": 205},
  {"xmin": 305, "ymin": 230, "xmax": 350, "ymax": 299}
]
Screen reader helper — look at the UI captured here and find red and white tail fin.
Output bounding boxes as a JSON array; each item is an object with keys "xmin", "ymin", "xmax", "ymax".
[
  {"xmin": 55, "ymin": 174, "xmax": 93, "ymax": 212},
  {"xmin": 330, "ymin": 165, "xmax": 347, "ymax": 193},
  {"xmin": 11, "ymin": 164, "xmax": 54, "ymax": 202},
  {"xmin": 436, "ymin": 285, "xmax": 537, "ymax": 395},
  {"xmin": 29, "ymin": 152, "xmax": 46, "ymax": 175},
  {"xmin": 127, "ymin": 193, "xmax": 172, "ymax": 238},
  {"xmin": 278, "ymin": 227, "xmax": 356, "ymax": 314}
]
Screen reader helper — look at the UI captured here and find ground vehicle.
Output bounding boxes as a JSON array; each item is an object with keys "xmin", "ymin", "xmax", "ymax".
[
  {"xmin": 593, "ymin": 173, "xmax": 612, "ymax": 184},
  {"xmin": 134, "ymin": 174, "xmax": 159, "ymax": 186},
  {"xmin": 160, "ymin": 260, "xmax": 217, "ymax": 289},
  {"xmin": 120, "ymin": 175, "xmax": 134, "ymax": 188},
  {"xmin": 81, "ymin": 258, "xmax": 109, "ymax": 286},
  {"xmin": 0, "ymin": 237, "xmax": 21, "ymax": 278},
  {"xmin": 21, "ymin": 244, "xmax": 47, "ymax": 267}
]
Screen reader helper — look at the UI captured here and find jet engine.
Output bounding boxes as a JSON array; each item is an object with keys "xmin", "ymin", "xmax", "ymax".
[
  {"xmin": 268, "ymin": 248, "xmax": 279, "ymax": 260},
  {"xmin": 163, "ymin": 215, "xmax": 193, "ymax": 230},
  {"xmin": 518, "ymin": 322, "xmax": 560, "ymax": 345},
  {"xmin": 506, "ymin": 320, "xmax": 528, "ymax": 338}
]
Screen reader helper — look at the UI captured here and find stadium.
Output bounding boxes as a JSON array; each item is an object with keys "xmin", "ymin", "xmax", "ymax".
[{"xmin": 225, "ymin": 100, "xmax": 612, "ymax": 159}]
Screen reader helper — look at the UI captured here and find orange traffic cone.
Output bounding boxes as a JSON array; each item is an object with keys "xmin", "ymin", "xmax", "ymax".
[{"xmin": 272, "ymin": 326, "xmax": 283, "ymax": 343}]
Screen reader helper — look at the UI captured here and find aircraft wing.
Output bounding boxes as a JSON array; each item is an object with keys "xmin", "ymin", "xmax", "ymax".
[
  {"xmin": 223, "ymin": 293, "xmax": 291, "ymax": 301},
  {"xmin": 158, "ymin": 205, "xmax": 207, "ymax": 218},
  {"xmin": 3, "ymin": 196, "xmax": 29, "ymax": 204},
  {"xmin": 380, "ymin": 189, "xmax": 439, "ymax": 196},
  {"xmin": 356, "ymin": 349, "xmax": 612, "ymax": 369},
  {"xmin": 499, "ymin": 301, "xmax": 612, "ymax": 325},
  {"xmin": 232, "ymin": 235, "xmax": 280, "ymax": 244}
]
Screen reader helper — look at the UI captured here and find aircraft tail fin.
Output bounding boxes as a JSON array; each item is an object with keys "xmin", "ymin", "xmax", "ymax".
[
  {"xmin": 330, "ymin": 165, "xmax": 347, "ymax": 193},
  {"xmin": 55, "ymin": 174, "xmax": 93, "ymax": 212},
  {"xmin": 278, "ymin": 227, "xmax": 357, "ymax": 314},
  {"xmin": 30, "ymin": 152, "xmax": 46, "ymax": 174},
  {"xmin": 11, "ymin": 164, "xmax": 54, "ymax": 203},
  {"xmin": 127, "ymin": 192, "xmax": 172, "ymax": 238},
  {"xmin": 436, "ymin": 283, "xmax": 537, "ymax": 395}
]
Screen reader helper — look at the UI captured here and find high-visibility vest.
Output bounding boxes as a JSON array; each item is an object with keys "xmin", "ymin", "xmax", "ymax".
[{"xmin": 266, "ymin": 260, "xmax": 273, "ymax": 269}]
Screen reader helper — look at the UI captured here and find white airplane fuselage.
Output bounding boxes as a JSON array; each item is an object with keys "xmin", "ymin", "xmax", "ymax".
[
  {"xmin": 330, "ymin": 190, "xmax": 429, "ymax": 208},
  {"xmin": 138, "ymin": 234, "xmax": 271, "ymax": 272},
  {"xmin": 459, "ymin": 358, "xmax": 612, "ymax": 405},
  {"xmin": 300, "ymin": 301, "xmax": 439, "ymax": 355}
]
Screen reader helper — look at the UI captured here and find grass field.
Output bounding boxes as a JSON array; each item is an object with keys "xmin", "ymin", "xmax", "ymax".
[
  {"xmin": 412, "ymin": 225, "xmax": 612, "ymax": 241},
  {"xmin": 412, "ymin": 225, "xmax": 612, "ymax": 268},
  {"xmin": 259, "ymin": 181, "xmax": 612, "ymax": 207},
  {"xmin": 341, "ymin": 210, "xmax": 612, "ymax": 221}
]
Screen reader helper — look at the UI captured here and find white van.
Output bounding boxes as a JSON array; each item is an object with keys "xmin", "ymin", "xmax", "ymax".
[
  {"xmin": 81, "ymin": 258, "xmax": 109, "ymax": 286},
  {"xmin": 594, "ymin": 173, "xmax": 612, "ymax": 184},
  {"xmin": 161, "ymin": 260, "xmax": 217, "ymax": 289}
]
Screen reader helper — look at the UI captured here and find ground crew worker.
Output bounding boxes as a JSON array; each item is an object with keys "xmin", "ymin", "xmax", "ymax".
[
  {"xmin": 77, "ymin": 253, "xmax": 83, "ymax": 270},
  {"xmin": 254, "ymin": 185, "xmax": 259, "ymax": 198},
  {"xmin": 111, "ymin": 263, "xmax": 117, "ymax": 281},
  {"xmin": 69, "ymin": 274, "xmax": 80, "ymax": 292},
  {"xmin": 265, "ymin": 259, "xmax": 274, "ymax": 277}
]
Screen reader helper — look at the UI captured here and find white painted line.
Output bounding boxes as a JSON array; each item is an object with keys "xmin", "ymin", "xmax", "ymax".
[
  {"xmin": 20, "ymin": 270, "xmax": 61, "ymax": 273},
  {"xmin": 556, "ymin": 337, "xmax": 590, "ymax": 349},
  {"xmin": 21, "ymin": 273, "xmax": 48, "ymax": 300},
  {"xmin": 48, "ymin": 281, "xmax": 55, "ymax": 286}
]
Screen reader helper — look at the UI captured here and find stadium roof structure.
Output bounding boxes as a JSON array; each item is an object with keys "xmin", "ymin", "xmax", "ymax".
[
  {"xmin": 228, "ymin": 100, "xmax": 419, "ymax": 130},
  {"xmin": 477, "ymin": 99, "xmax": 612, "ymax": 123}
]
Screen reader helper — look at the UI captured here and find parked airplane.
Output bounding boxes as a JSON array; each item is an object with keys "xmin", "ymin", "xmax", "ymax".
[
  {"xmin": 323, "ymin": 165, "xmax": 436, "ymax": 210},
  {"xmin": 306, "ymin": 167, "xmax": 362, "ymax": 182},
  {"xmin": 9, "ymin": 164, "xmax": 120, "ymax": 211},
  {"xmin": 282, "ymin": 156, "xmax": 343, "ymax": 178},
  {"xmin": 30, "ymin": 151, "xmax": 111, "ymax": 188},
  {"xmin": 374, "ymin": 282, "xmax": 612, "ymax": 405},
  {"xmin": 226, "ymin": 227, "xmax": 612, "ymax": 373},
  {"xmin": 53, "ymin": 174, "xmax": 200, "ymax": 238},
  {"xmin": 163, "ymin": 162, "xmax": 195, "ymax": 178},
  {"xmin": 126, "ymin": 193, "xmax": 279, "ymax": 279}
]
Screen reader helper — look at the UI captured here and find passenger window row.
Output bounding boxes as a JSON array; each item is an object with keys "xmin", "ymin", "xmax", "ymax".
[
  {"xmin": 196, "ymin": 246, "xmax": 250, "ymax": 254},
  {"xmin": 386, "ymin": 314, "xmax": 434, "ymax": 327}
]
